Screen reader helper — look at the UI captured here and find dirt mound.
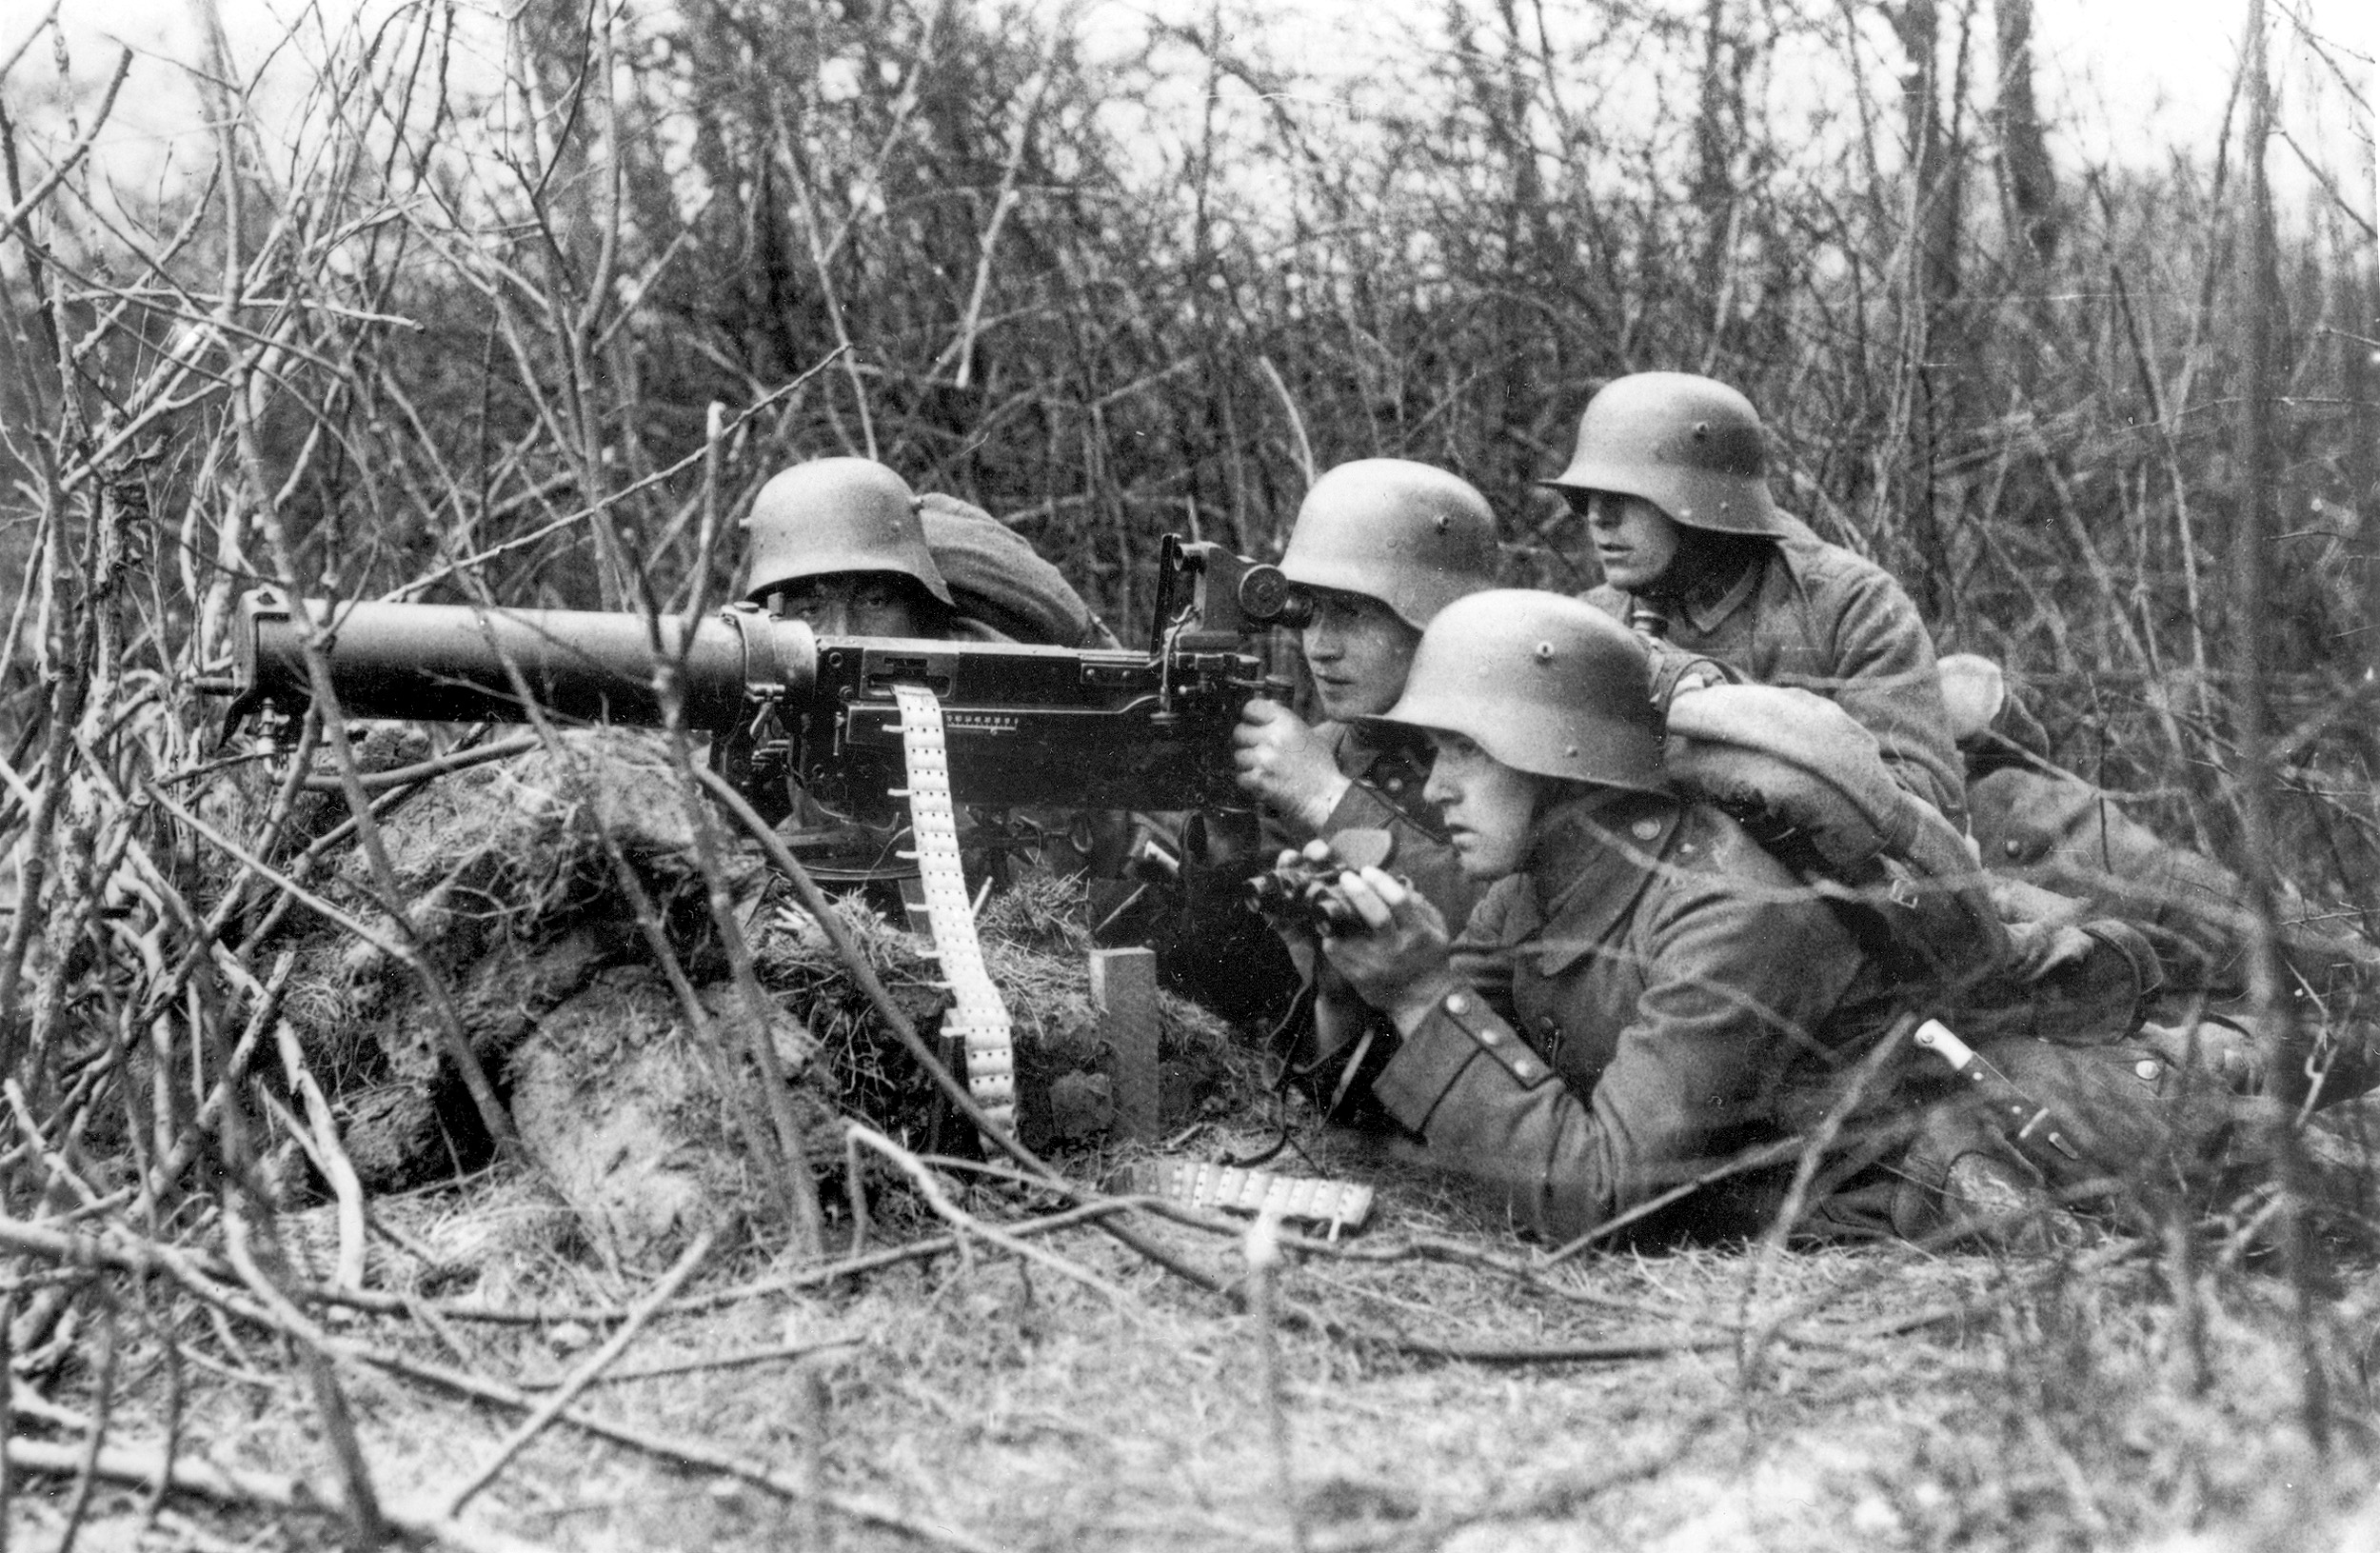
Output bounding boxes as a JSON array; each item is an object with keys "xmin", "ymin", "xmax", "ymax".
[{"xmin": 262, "ymin": 728, "xmax": 1260, "ymax": 1265}]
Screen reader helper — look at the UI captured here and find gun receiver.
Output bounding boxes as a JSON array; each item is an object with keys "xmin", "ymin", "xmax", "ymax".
[{"xmin": 212, "ymin": 539, "xmax": 1295, "ymax": 821}]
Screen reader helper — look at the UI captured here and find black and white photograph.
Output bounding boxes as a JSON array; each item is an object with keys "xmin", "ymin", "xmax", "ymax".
[{"xmin": 0, "ymin": 0, "xmax": 2374, "ymax": 1546}]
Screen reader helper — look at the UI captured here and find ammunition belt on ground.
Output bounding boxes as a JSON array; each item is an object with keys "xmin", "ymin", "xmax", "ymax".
[{"xmin": 1129, "ymin": 1159, "xmax": 1376, "ymax": 1239}]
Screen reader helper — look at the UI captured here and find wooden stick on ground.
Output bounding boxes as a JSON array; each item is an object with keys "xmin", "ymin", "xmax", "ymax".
[
  {"xmin": 437, "ymin": 1221, "xmax": 722, "ymax": 1519},
  {"xmin": 0, "ymin": 1212, "xmax": 1013, "ymax": 1553},
  {"xmin": 1, "ymin": 1437, "xmax": 558, "ymax": 1553}
]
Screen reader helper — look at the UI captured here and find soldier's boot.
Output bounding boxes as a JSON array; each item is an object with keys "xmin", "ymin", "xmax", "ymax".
[
  {"xmin": 1940, "ymin": 1150, "xmax": 2091, "ymax": 1255},
  {"xmin": 2143, "ymin": 1011, "xmax": 2380, "ymax": 1113}
]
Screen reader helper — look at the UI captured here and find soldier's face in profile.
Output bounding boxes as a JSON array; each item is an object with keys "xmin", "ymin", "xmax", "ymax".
[
  {"xmin": 1575, "ymin": 490, "xmax": 1681, "ymax": 593},
  {"xmin": 773, "ymin": 572, "xmax": 931, "ymax": 638},
  {"xmin": 1423, "ymin": 731, "xmax": 1546, "ymax": 880},
  {"xmin": 1299, "ymin": 588, "xmax": 1420, "ymax": 721}
]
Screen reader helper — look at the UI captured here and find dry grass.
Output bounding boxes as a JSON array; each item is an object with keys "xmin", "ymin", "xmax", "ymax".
[
  {"xmin": 8, "ymin": 1121, "xmax": 2378, "ymax": 1553},
  {"xmin": 1, "ymin": 2, "xmax": 2373, "ymax": 1548}
]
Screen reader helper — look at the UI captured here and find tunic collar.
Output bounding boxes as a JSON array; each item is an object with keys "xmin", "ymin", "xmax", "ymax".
[
  {"xmin": 1511, "ymin": 787, "xmax": 1684, "ymax": 975},
  {"xmin": 1670, "ymin": 548, "xmax": 1768, "ymax": 635},
  {"xmin": 1328, "ymin": 718, "xmax": 1429, "ymax": 784}
]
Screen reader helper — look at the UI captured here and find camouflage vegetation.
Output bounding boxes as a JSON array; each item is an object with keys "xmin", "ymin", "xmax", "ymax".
[{"xmin": 0, "ymin": 0, "xmax": 2375, "ymax": 1547}]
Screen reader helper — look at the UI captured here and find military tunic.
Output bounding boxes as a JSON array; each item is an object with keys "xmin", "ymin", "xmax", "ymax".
[
  {"xmin": 1170, "ymin": 717, "xmax": 1479, "ymax": 1041},
  {"xmin": 1293, "ymin": 720, "xmax": 1479, "ymax": 929},
  {"xmin": 1359, "ymin": 786, "xmax": 1902, "ymax": 1243},
  {"xmin": 1584, "ymin": 516, "xmax": 1966, "ymax": 825}
]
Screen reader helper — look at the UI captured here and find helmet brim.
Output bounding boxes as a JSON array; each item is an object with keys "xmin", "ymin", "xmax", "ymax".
[
  {"xmin": 1538, "ymin": 462, "xmax": 1656, "ymax": 499},
  {"xmin": 1278, "ymin": 557, "xmax": 1431, "ymax": 631},
  {"xmin": 745, "ymin": 564, "xmax": 954, "ymax": 610}
]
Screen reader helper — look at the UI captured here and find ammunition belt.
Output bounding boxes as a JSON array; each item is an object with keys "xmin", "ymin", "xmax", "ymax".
[
  {"xmin": 892, "ymin": 685, "xmax": 1016, "ymax": 1142},
  {"xmin": 1128, "ymin": 1159, "xmax": 1376, "ymax": 1240}
]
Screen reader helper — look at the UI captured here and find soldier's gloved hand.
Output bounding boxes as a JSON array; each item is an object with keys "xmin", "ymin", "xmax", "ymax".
[
  {"xmin": 1233, "ymin": 698, "xmax": 1352, "ymax": 834},
  {"xmin": 1319, "ymin": 866, "xmax": 1459, "ymax": 1031}
]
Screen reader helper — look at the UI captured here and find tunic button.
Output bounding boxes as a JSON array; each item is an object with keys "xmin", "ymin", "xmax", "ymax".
[
  {"xmin": 1632, "ymin": 818, "xmax": 1660, "ymax": 841},
  {"xmin": 2134, "ymin": 1059, "xmax": 2161, "ymax": 1081},
  {"xmin": 1385, "ymin": 778, "xmax": 1403, "ymax": 793},
  {"xmin": 1512, "ymin": 1059, "xmax": 1537, "ymax": 1080},
  {"xmin": 1478, "ymin": 1027, "xmax": 1499, "ymax": 1046},
  {"xmin": 1445, "ymin": 993, "xmax": 1466, "ymax": 1014}
]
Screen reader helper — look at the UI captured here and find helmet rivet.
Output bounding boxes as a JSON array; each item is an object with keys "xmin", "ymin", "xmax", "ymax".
[
  {"xmin": 1434, "ymin": 514, "xmax": 1450, "ymax": 533},
  {"xmin": 1692, "ymin": 421, "xmax": 1710, "ymax": 439},
  {"xmin": 1534, "ymin": 642, "xmax": 1554, "ymax": 662},
  {"xmin": 1565, "ymin": 744, "xmax": 1579, "ymax": 758}
]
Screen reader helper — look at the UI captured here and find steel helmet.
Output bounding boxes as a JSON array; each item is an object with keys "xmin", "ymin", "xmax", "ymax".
[
  {"xmin": 1542, "ymin": 372, "xmax": 1782, "ymax": 537},
  {"xmin": 742, "ymin": 458, "xmax": 955, "ymax": 607},
  {"xmin": 1370, "ymin": 589, "xmax": 1665, "ymax": 792},
  {"xmin": 1279, "ymin": 460, "xmax": 1500, "ymax": 629}
]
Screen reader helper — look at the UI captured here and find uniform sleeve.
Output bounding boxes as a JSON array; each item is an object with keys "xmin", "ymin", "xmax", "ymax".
[
  {"xmin": 1819, "ymin": 571, "xmax": 1968, "ymax": 826},
  {"xmin": 1445, "ymin": 877, "xmax": 1522, "ymax": 1025},
  {"xmin": 1316, "ymin": 781, "xmax": 1482, "ymax": 930},
  {"xmin": 1364, "ymin": 873, "xmax": 1865, "ymax": 1242}
]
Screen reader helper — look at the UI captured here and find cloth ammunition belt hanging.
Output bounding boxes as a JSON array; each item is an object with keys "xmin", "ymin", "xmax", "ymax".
[{"xmin": 892, "ymin": 685, "xmax": 1016, "ymax": 1142}]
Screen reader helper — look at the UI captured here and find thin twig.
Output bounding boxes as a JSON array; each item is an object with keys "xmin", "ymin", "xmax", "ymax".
[
  {"xmin": 1, "ymin": 1437, "xmax": 558, "ymax": 1553},
  {"xmin": 846, "ymin": 1124, "xmax": 1133, "ymax": 1306},
  {"xmin": 0, "ymin": 48, "xmax": 133, "ymax": 245},
  {"xmin": 438, "ymin": 1221, "xmax": 724, "ymax": 1518}
]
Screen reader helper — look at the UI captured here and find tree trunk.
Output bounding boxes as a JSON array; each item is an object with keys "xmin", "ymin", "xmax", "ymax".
[
  {"xmin": 2232, "ymin": 0, "xmax": 2330, "ymax": 1453},
  {"xmin": 1992, "ymin": 0, "xmax": 2059, "ymax": 261},
  {"xmin": 1889, "ymin": 0, "xmax": 1964, "ymax": 318}
]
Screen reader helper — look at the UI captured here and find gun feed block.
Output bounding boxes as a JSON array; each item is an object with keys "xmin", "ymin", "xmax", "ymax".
[
  {"xmin": 893, "ymin": 686, "xmax": 1017, "ymax": 1144},
  {"xmin": 1090, "ymin": 947, "xmax": 1161, "ymax": 1142}
]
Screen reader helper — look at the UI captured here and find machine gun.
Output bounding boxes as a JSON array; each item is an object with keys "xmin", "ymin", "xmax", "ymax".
[{"xmin": 208, "ymin": 537, "xmax": 1299, "ymax": 826}]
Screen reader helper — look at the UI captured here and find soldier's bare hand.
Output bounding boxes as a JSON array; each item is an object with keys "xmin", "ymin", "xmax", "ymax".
[
  {"xmin": 1233, "ymin": 699, "xmax": 1351, "ymax": 833},
  {"xmin": 1321, "ymin": 866, "xmax": 1458, "ymax": 1029}
]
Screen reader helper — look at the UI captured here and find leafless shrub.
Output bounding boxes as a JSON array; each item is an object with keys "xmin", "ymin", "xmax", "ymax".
[{"xmin": 0, "ymin": 0, "xmax": 2374, "ymax": 1543}]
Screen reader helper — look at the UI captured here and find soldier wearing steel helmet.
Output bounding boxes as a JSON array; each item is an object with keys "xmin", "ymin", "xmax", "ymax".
[
  {"xmin": 740, "ymin": 456, "xmax": 1127, "ymax": 899},
  {"xmin": 1229, "ymin": 458, "xmax": 1504, "ymax": 926},
  {"xmin": 1301, "ymin": 589, "xmax": 1919, "ymax": 1244},
  {"xmin": 744, "ymin": 457, "xmax": 1113, "ymax": 647},
  {"xmin": 1138, "ymin": 459, "xmax": 1503, "ymax": 1030},
  {"xmin": 744, "ymin": 457, "xmax": 961, "ymax": 636},
  {"xmin": 1547, "ymin": 372, "xmax": 1967, "ymax": 824}
]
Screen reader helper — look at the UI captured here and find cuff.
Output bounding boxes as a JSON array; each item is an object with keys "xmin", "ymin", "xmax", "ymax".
[
  {"xmin": 1320, "ymin": 780, "xmax": 1403, "ymax": 838},
  {"xmin": 1369, "ymin": 986, "xmax": 1556, "ymax": 1131}
]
